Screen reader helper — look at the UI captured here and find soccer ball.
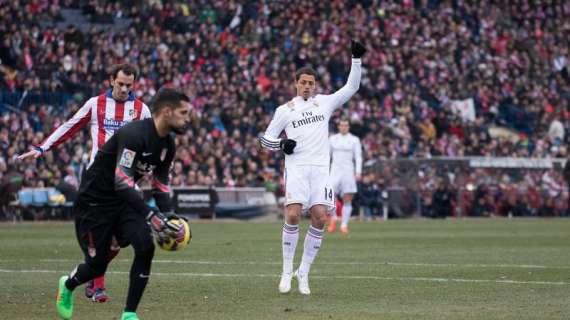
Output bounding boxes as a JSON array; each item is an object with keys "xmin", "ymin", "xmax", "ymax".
[{"xmin": 154, "ymin": 218, "xmax": 192, "ymax": 251}]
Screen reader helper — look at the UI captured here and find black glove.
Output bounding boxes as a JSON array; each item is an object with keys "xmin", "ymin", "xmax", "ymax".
[
  {"xmin": 280, "ymin": 139, "xmax": 296, "ymax": 155},
  {"xmin": 147, "ymin": 211, "xmax": 182, "ymax": 240},
  {"xmin": 351, "ymin": 40, "xmax": 367, "ymax": 59}
]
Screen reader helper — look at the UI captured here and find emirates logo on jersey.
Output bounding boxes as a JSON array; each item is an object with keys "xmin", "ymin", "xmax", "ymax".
[{"xmin": 291, "ymin": 110, "xmax": 325, "ymax": 128}]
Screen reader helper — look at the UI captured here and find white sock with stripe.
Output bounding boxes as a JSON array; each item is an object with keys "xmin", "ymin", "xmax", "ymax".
[
  {"xmin": 341, "ymin": 203, "xmax": 352, "ymax": 228},
  {"xmin": 298, "ymin": 225, "xmax": 324, "ymax": 276},
  {"xmin": 282, "ymin": 223, "xmax": 299, "ymax": 275}
]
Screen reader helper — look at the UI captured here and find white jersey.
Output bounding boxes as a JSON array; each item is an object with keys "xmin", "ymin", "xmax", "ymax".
[
  {"xmin": 329, "ymin": 132, "xmax": 362, "ymax": 176},
  {"xmin": 260, "ymin": 58, "xmax": 362, "ymax": 168},
  {"xmin": 38, "ymin": 91, "xmax": 151, "ymax": 167}
]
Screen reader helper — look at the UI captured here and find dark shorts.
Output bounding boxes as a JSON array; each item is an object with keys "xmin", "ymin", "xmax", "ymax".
[{"xmin": 73, "ymin": 199, "xmax": 153, "ymax": 262}]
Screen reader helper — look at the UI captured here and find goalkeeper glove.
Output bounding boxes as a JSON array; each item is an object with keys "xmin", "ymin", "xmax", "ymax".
[
  {"xmin": 280, "ymin": 139, "xmax": 296, "ymax": 155},
  {"xmin": 351, "ymin": 40, "xmax": 367, "ymax": 59},
  {"xmin": 147, "ymin": 211, "xmax": 183, "ymax": 240}
]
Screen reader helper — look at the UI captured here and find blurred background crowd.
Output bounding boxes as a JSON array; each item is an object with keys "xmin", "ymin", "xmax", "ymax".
[{"xmin": 0, "ymin": 0, "xmax": 569, "ymax": 217}]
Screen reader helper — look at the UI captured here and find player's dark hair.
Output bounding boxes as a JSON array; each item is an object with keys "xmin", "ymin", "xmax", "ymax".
[
  {"xmin": 110, "ymin": 63, "xmax": 139, "ymax": 80},
  {"xmin": 150, "ymin": 88, "xmax": 190, "ymax": 114},
  {"xmin": 295, "ymin": 66, "xmax": 317, "ymax": 81}
]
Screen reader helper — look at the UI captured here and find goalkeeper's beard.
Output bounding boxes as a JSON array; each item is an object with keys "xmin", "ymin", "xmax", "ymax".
[{"xmin": 171, "ymin": 124, "xmax": 189, "ymax": 135}]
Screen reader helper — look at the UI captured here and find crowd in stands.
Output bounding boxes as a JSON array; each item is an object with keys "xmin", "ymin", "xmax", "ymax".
[
  {"xmin": 362, "ymin": 161, "xmax": 568, "ymax": 218},
  {"xmin": 0, "ymin": 0, "xmax": 569, "ymax": 217}
]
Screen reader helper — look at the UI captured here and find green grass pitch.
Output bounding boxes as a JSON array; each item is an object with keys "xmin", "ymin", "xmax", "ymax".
[{"xmin": 0, "ymin": 219, "xmax": 569, "ymax": 319}]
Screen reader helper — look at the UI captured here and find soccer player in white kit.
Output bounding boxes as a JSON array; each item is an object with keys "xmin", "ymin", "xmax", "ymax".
[
  {"xmin": 260, "ymin": 40, "xmax": 366, "ymax": 295},
  {"xmin": 328, "ymin": 119, "xmax": 362, "ymax": 234},
  {"xmin": 18, "ymin": 64, "xmax": 151, "ymax": 303}
]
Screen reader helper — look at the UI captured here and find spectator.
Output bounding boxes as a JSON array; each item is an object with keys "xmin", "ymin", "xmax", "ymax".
[
  {"xmin": 358, "ymin": 173, "xmax": 380, "ymax": 221},
  {"xmin": 470, "ymin": 197, "xmax": 494, "ymax": 217},
  {"xmin": 0, "ymin": 162, "xmax": 23, "ymax": 218},
  {"xmin": 432, "ymin": 180, "xmax": 454, "ymax": 219}
]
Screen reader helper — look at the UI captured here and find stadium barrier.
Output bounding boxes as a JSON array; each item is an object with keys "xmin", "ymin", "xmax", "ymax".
[
  {"xmin": 4, "ymin": 187, "xmax": 73, "ymax": 222},
  {"xmin": 143, "ymin": 187, "xmax": 279, "ymax": 219},
  {"xmin": 3, "ymin": 187, "xmax": 279, "ymax": 221},
  {"xmin": 363, "ymin": 157, "xmax": 568, "ymax": 219}
]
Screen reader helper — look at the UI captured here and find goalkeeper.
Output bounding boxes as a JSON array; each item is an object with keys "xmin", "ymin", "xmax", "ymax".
[{"xmin": 55, "ymin": 88, "xmax": 191, "ymax": 320}]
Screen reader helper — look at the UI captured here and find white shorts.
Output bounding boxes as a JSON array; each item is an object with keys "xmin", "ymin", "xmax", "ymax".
[
  {"xmin": 284, "ymin": 165, "xmax": 335, "ymax": 213},
  {"xmin": 330, "ymin": 169, "xmax": 357, "ymax": 196}
]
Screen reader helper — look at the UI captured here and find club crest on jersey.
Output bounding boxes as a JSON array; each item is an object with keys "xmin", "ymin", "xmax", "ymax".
[
  {"xmin": 129, "ymin": 108, "xmax": 138, "ymax": 118},
  {"xmin": 160, "ymin": 148, "xmax": 167, "ymax": 161},
  {"xmin": 119, "ymin": 148, "xmax": 136, "ymax": 168},
  {"xmin": 88, "ymin": 247, "xmax": 96, "ymax": 258},
  {"xmin": 287, "ymin": 100, "xmax": 295, "ymax": 111}
]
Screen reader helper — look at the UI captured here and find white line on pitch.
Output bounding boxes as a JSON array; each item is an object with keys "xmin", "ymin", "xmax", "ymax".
[
  {"xmin": 6, "ymin": 259, "xmax": 569, "ymax": 270},
  {"xmin": 0, "ymin": 268, "xmax": 567, "ymax": 286}
]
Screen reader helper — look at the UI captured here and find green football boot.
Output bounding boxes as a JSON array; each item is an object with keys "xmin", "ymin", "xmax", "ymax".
[
  {"xmin": 56, "ymin": 276, "xmax": 74, "ymax": 319},
  {"xmin": 121, "ymin": 311, "xmax": 140, "ymax": 320}
]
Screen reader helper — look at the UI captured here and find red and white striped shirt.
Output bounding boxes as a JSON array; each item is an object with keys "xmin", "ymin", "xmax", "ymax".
[{"xmin": 38, "ymin": 90, "xmax": 151, "ymax": 167}]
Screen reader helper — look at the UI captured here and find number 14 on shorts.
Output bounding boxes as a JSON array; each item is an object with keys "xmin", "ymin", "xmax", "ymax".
[{"xmin": 324, "ymin": 188, "xmax": 333, "ymax": 201}]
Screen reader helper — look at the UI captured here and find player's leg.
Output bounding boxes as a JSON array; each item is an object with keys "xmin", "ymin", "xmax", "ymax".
[
  {"xmin": 279, "ymin": 203, "xmax": 302, "ymax": 293},
  {"xmin": 279, "ymin": 165, "xmax": 309, "ymax": 293},
  {"xmin": 86, "ymin": 237, "xmax": 120, "ymax": 302},
  {"xmin": 57, "ymin": 203, "xmax": 114, "ymax": 319},
  {"xmin": 340, "ymin": 193, "xmax": 354, "ymax": 234},
  {"xmin": 296, "ymin": 204, "xmax": 328, "ymax": 295},
  {"xmin": 327, "ymin": 172, "xmax": 342, "ymax": 233},
  {"xmin": 295, "ymin": 166, "xmax": 335, "ymax": 295},
  {"xmin": 340, "ymin": 173, "xmax": 358, "ymax": 233},
  {"xmin": 117, "ymin": 208, "xmax": 155, "ymax": 318}
]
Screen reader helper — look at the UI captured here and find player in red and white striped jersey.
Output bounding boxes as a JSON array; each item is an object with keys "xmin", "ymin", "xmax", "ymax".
[
  {"xmin": 19, "ymin": 64, "xmax": 151, "ymax": 167},
  {"xmin": 18, "ymin": 63, "xmax": 151, "ymax": 303}
]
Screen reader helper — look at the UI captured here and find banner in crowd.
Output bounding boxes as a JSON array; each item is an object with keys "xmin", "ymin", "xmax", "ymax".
[{"xmin": 450, "ymin": 98, "xmax": 476, "ymax": 122}]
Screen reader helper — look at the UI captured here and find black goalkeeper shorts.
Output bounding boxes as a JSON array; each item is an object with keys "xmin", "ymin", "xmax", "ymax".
[{"xmin": 73, "ymin": 199, "xmax": 153, "ymax": 262}]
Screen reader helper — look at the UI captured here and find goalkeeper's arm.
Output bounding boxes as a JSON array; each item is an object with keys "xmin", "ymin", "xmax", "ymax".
[{"xmin": 151, "ymin": 140, "xmax": 176, "ymax": 213}]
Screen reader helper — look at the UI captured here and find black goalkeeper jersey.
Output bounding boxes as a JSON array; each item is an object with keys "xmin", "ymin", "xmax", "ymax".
[{"xmin": 77, "ymin": 118, "xmax": 175, "ymax": 216}]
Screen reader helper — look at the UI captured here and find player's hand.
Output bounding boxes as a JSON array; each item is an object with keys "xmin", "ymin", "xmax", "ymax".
[
  {"xmin": 280, "ymin": 139, "xmax": 296, "ymax": 155},
  {"xmin": 356, "ymin": 175, "xmax": 362, "ymax": 182},
  {"xmin": 147, "ymin": 210, "xmax": 181, "ymax": 238},
  {"xmin": 17, "ymin": 149, "xmax": 42, "ymax": 161},
  {"xmin": 351, "ymin": 40, "xmax": 367, "ymax": 59}
]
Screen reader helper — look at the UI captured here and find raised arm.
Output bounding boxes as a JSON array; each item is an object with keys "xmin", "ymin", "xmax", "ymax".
[
  {"xmin": 324, "ymin": 41, "xmax": 366, "ymax": 111},
  {"xmin": 18, "ymin": 97, "xmax": 94, "ymax": 160}
]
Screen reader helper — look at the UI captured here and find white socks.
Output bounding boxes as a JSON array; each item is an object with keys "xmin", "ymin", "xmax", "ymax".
[
  {"xmin": 282, "ymin": 223, "xmax": 325, "ymax": 277},
  {"xmin": 282, "ymin": 223, "xmax": 299, "ymax": 275},
  {"xmin": 298, "ymin": 225, "xmax": 324, "ymax": 276},
  {"xmin": 341, "ymin": 203, "xmax": 352, "ymax": 228}
]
